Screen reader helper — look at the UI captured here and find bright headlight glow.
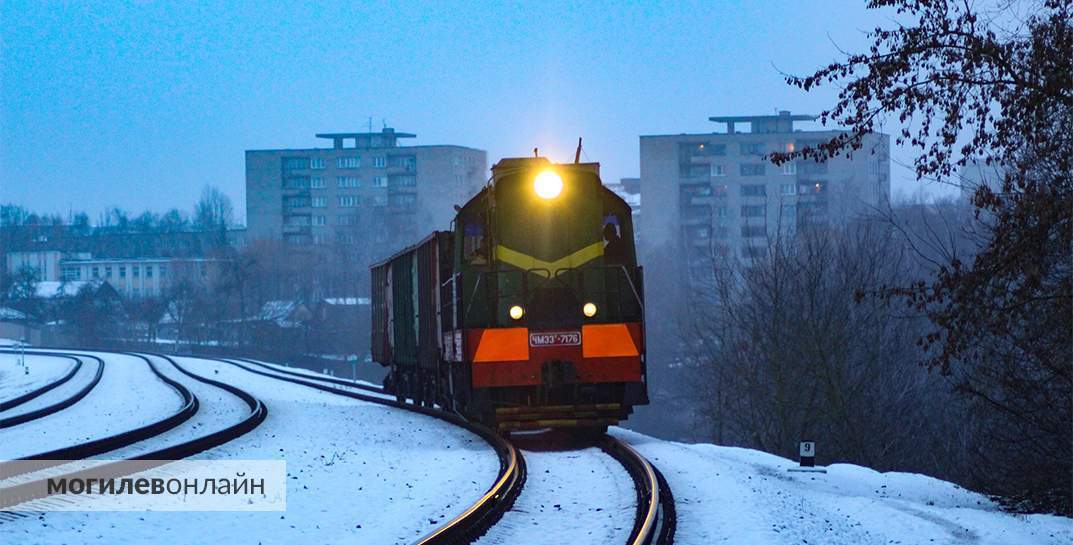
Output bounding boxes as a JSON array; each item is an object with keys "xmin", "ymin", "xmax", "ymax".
[
  {"xmin": 509, "ymin": 305, "xmax": 525, "ymax": 320},
  {"xmin": 582, "ymin": 302, "xmax": 598, "ymax": 317},
  {"xmin": 533, "ymin": 171, "xmax": 563, "ymax": 199}
]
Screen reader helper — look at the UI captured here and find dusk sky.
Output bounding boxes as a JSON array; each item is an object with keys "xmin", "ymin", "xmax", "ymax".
[{"xmin": 1, "ymin": 0, "xmax": 956, "ymax": 224}]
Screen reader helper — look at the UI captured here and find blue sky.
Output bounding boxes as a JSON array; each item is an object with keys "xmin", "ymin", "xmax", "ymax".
[{"xmin": 0, "ymin": 0, "xmax": 954, "ymax": 223}]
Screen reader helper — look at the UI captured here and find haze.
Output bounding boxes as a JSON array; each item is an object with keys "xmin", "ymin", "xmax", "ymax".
[{"xmin": 1, "ymin": 0, "xmax": 953, "ymax": 221}]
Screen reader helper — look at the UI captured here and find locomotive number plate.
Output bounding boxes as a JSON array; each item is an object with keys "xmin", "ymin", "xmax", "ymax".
[{"xmin": 529, "ymin": 331, "xmax": 581, "ymax": 347}]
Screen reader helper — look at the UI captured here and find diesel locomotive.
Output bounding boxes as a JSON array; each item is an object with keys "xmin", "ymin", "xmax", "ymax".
[{"xmin": 371, "ymin": 156, "xmax": 647, "ymax": 432}]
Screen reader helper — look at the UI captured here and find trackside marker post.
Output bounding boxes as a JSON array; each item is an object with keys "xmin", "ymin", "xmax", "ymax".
[
  {"xmin": 800, "ymin": 441, "xmax": 815, "ymax": 467},
  {"xmin": 788, "ymin": 440, "xmax": 827, "ymax": 474}
]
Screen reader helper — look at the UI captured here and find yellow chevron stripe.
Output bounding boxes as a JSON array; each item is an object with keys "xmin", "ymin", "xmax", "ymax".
[{"xmin": 495, "ymin": 242, "xmax": 604, "ymax": 275}]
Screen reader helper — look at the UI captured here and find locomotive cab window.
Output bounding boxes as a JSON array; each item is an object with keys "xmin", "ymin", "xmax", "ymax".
[{"xmin": 462, "ymin": 219, "xmax": 489, "ymax": 265}]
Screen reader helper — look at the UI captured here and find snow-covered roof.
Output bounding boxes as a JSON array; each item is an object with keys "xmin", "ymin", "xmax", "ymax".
[
  {"xmin": 35, "ymin": 281, "xmax": 91, "ymax": 298},
  {"xmin": 322, "ymin": 297, "xmax": 370, "ymax": 306},
  {"xmin": 0, "ymin": 307, "xmax": 26, "ymax": 321}
]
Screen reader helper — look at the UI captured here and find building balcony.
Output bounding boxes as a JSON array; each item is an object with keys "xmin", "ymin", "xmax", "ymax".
[
  {"xmin": 680, "ymin": 215, "xmax": 711, "ymax": 226},
  {"xmin": 282, "ymin": 224, "xmax": 312, "ymax": 235}
]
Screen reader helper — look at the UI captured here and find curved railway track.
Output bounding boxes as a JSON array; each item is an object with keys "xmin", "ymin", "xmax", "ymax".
[
  {"xmin": 5, "ymin": 352, "xmax": 198, "ymax": 464},
  {"xmin": 0, "ymin": 351, "xmax": 105, "ymax": 428},
  {"xmin": 222, "ymin": 357, "xmax": 675, "ymax": 545},
  {"xmin": 0, "ymin": 353, "xmax": 83, "ymax": 412},
  {"xmin": 601, "ymin": 436, "xmax": 676, "ymax": 545},
  {"xmin": 0, "ymin": 350, "xmax": 267, "ymax": 510},
  {"xmin": 199, "ymin": 356, "xmax": 525, "ymax": 545}
]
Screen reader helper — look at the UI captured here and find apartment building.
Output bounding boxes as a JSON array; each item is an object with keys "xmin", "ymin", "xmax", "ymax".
[
  {"xmin": 245, "ymin": 128, "xmax": 487, "ymax": 253},
  {"xmin": 639, "ymin": 111, "xmax": 890, "ymax": 281}
]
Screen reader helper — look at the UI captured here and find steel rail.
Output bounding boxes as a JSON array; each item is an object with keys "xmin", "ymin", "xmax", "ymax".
[
  {"xmin": 213, "ymin": 357, "xmax": 674, "ymax": 545},
  {"xmin": 601, "ymin": 436, "xmax": 676, "ymax": 545},
  {"xmin": 0, "ymin": 351, "xmax": 199, "ymax": 480},
  {"xmin": 203, "ymin": 356, "xmax": 524, "ymax": 545},
  {"xmin": 229, "ymin": 357, "xmax": 386, "ymax": 395},
  {"xmin": 0, "ymin": 350, "xmax": 267, "ymax": 509},
  {"xmin": 0, "ymin": 353, "xmax": 82, "ymax": 412},
  {"xmin": 0, "ymin": 351, "xmax": 104, "ymax": 428}
]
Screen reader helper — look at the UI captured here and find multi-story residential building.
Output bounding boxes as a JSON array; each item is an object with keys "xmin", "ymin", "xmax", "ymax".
[
  {"xmin": 245, "ymin": 128, "xmax": 487, "ymax": 253},
  {"xmin": 639, "ymin": 111, "xmax": 890, "ymax": 282}
]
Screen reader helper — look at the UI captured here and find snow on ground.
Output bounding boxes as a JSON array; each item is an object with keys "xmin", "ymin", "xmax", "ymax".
[
  {"xmin": 0, "ymin": 353, "xmax": 75, "ymax": 403},
  {"xmin": 83, "ymin": 353, "xmax": 250, "ymax": 460},
  {"xmin": 0, "ymin": 352, "xmax": 180, "ymax": 459},
  {"xmin": 612, "ymin": 428, "xmax": 1073, "ymax": 545},
  {"xmin": 256, "ymin": 359, "xmax": 385, "ymax": 391},
  {"xmin": 4, "ymin": 356, "xmax": 499, "ymax": 545},
  {"xmin": 475, "ymin": 432, "xmax": 635, "ymax": 545}
]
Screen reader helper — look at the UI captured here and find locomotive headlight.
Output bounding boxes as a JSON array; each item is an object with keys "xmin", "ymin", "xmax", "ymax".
[
  {"xmin": 582, "ymin": 302, "xmax": 598, "ymax": 317},
  {"xmin": 533, "ymin": 170, "xmax": 563, "ymax": 199},
  {"xmin": 509, "ymin": 305, "xmax": 525, "ymax": 320}
]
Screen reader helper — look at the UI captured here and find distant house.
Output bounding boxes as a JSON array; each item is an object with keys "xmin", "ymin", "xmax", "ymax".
[{"xmin": 0, "ymin": 306, "xmax": 37, "ymax": 344}]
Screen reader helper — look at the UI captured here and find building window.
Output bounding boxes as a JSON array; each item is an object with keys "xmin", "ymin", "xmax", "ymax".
[
  {"xmin": 311, "ymin": 196, "xmax": 327, "ymax": 208},
  {"xmin": 119, "ymin": 266, "xmax": 126, "ymax": 278},
  {"xmin": 372, "ymin": 156, "xmax": 387, "ymax": 168},
  {"xmin": 338, "ymin": 215, "xmax": 357, "ymax": 225},
  {"xmin": 283, "ymin": 196, "xmax": 310, "ymax": 208},
  {"xmin": 159, "ymin": 265, "xmax": 167, "ymax": 278},
  {"xmin": 392, "ymin": 175, "xmax": 416, "ymax": 187},
  {"xmin": 313, "ymin": 215, "xmax": 327, "ymax": 226},
  {"xmin": 284, "ymin": 176, "xmax": 310, "ymax": 189},
  {"xmin": 390, "ymin": 193, "xmax": 417, "ymax": 206},
  {"xmin": 283, "ymin": 157, "xmax": 310, "ymax": 170},
  {"xmin": 780, "ymin": 183, "xmax": 797, "ymax": 195},
  {"xmin": 372, "ymin": 176, "xmax": 388, "ymax": 188},
  {"xmin": 741, "ymin": 184, "xmax": 766, "ymax": 197},
  {"xmin": 741, "ymin": 225, "xmax": 767, "ymax": 238},
  {"xmin": 63, "ymin": 267, "xmax": 80, "ymax": 280},
  {"xmin": 338, "ymin": 195, "xmax": 358, "ymax": 207},
  {"xmin": 310, "ymin": 158, "xmax": 325, "ymax": 170},
  {"xmin": 803, "ymin": 181, "xmax": 827, "ymax": 194},
  {"xmin": 740, "ymin": 142, "xmax": 765, "ymax": 156},
  {"xmin": 133, "ymin": 265, "xmax": 140, "ymax": 277},
  {"xmin": 337, "ymin": 157, "xmax": 360, "ymax": 169},
  {"xmin": 310, "ymin": 177, "xmax": 325, "ymax": 189},
  {"xmin": 716, "ymin": 206, "xmax": 728, "ymax": 218},
  {"xmin": 337, "ymin": 176, "xmax": 359, "ymax": 188},
  {"xmin": 782, "ymin": 162, "xmax": 797, "ymax": 175},
  {"xmin": 371, "ymin": 195, "xmax": 387, "ymax": 206},
  {"xmin": 390, "ymin": 155, "xmax": 417, "ymax": 170},
  {"xmin": 147, "ymin": 266, "xmax": 153, "ymax": 278},
  {"xmin": 711, "ymin": 164, "xmax": 726, "ymax": 177},
  {"xmin": 741, "ymin": 164, "xmax": 765, "ymax": 176},
  {"xmin": 781, "ymin": 205, "xmax": 797, "ymax": 221},
  {"xmin": 313, "ymin": 233, "xmax": 330, "ymax": 245},
  {"xmin": 741, "ymin": 205, "xmax": 766, "ymax": 218}
]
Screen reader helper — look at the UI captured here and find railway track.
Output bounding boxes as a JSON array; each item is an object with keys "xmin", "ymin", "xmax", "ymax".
[
  {"xmin": 201, "ymin": 355, "xmax": 525, "ymax": 545},
  {"xmin": 0, "ymin": 351, "xmax": 104, "ymax": 428},
  {"xmin": 0, "ymin": 350, "xmax": 267, "ymax": 510},
  {"xmin": 602, "ymin": 436, "xmax": 676, "ymax": 545},
  {"xmin": 0, "ymin": 353, "xmax": 83, "ymax": 412},
  {"xmin": 222, "ymin": 357, "xmax": 675, "ymax": 545}
]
